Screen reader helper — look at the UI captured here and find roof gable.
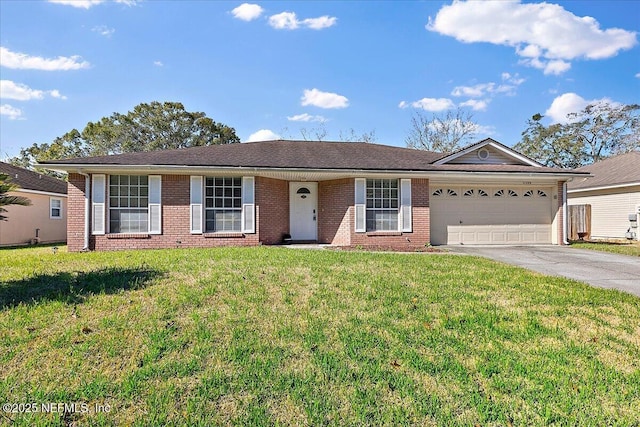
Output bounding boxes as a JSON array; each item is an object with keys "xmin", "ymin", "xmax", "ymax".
[
  {"xmin": 433, "ymin": 138, "xmax": 543, "ymax": 167},
  {"xmin": 568, "ymin": 151, "xmax": 640, "ymax": 191},
  {"xmin": 0, "ymin": 162, "xmax": 67, "ymax": 195}
]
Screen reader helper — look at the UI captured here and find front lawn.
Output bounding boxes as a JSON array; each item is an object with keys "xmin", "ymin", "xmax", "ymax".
[
  {"xmin": 571, "ymin": 240, "xmax": 640, "ymax": 257},
  {"xmin": 1, "ymin": 246, "xmax": 639, "ymax": 426}
]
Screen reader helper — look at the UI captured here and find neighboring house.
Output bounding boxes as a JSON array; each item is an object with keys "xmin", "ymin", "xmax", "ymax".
[
  {"xmin": 39, "ymin": 139, "xmax": 587, "ymax": 252},
  {"xmin": 568, "ymin": 152, "xmax": 640, "ymax": 240},
  {"xmin": 0, "ymin": 162, "xmax": 68, "ymax": 246}
]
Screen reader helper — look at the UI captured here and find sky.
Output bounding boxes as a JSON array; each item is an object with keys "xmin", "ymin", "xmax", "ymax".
[{"xmin": 1, "ymin": 0, "xmax": 638, "ymax": 160}]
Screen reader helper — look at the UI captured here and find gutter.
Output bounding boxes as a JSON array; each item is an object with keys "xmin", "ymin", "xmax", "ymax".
[
  {"xmin": 37, "ymin": 163, "xmax": 588, "ymax": 180},
  {"xmin": 567, "ymin": 181, "xmax": 640, "ymax": 194}
]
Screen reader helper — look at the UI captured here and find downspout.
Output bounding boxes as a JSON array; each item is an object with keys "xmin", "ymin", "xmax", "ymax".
[
  {"xmin": 562, "ymin": 181, "xmax": 569, "ymax": 245},
  {"xmin": 78, "ymin": 172, "xmax": 91, "ymax": 251}
]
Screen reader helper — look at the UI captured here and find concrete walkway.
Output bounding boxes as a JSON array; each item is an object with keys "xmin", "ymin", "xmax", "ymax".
[{"xmin": 445, "ymin": 245, "xmax": 640, "ymax": 297}]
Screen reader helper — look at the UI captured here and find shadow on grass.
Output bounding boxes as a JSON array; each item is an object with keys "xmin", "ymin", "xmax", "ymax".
[{"xmin": 0, "ymin": 267, "xmax": 163, "ymax": 309}]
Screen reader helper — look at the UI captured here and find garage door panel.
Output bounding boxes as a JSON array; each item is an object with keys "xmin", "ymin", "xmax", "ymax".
[{"xmin": 431, "ymin": 186, "xmax": 554, "ymax": 245}]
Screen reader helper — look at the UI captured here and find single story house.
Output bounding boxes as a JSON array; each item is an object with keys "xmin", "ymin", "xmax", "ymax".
[
  {"xmin": 40, "ymin": 139, "xmax": 588, "ymax": 252},
  {"xmin": 568, "ymin": 152, "xmax": 640, "ymax": 240},
  {"xmin": 0, "ymin": 162, "xmax": 68, "ymax": 246}
]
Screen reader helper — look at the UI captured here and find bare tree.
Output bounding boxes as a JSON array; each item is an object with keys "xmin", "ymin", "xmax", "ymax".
[
  {"xmin": 406, "ymin": 108, "xmax": 478, "ymax": 153},
  {"xmin": 299, "ymin": 120, "xmax": 328, "ymax": 141},
  {"xmin": 338, "ymin": 128, "xmax": 377, "ymax": 143}
]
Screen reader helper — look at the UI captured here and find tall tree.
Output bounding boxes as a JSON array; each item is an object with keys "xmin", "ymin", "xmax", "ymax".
[
  {"xmin": 0, "ymin": 174, "xmax": 31, "ymax": 221},
  {"xmin": 567, "ymin": 102, "xmax": 640, "ymax": 162},
  {"xmin": 514, "ymin": 114, "xmax": 586, "ymax": 169},
  {"xmin": 10, "ymin": 101, "xmax": 240, "ymax": 176},
  {"xmin": 406, "ymin": 108, "xmax": 478, "ymax": 153},
  {"xmin": 515, "ymin": 102, "xmax": 640, "ymax": 168}
]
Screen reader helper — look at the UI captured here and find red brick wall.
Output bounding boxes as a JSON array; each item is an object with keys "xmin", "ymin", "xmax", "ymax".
[
  {"xmin": 350, "ymin": 178, "xmax": 430, "ymax": 249},
  {"xmin": 318, "ymin": 179, "xmax": 352, "ymax": 245},
  {"xmin": 317, "ymin": 178, "xmax": 430, "ymax": 249},
  {"xmin": 67, "ymin": 173, "xmax": 434, "ymax": 251},
  {"xmin": 90, "ymin": 175, "xmax": 260, "ymax": 251},
  {"xmin": 67, "ymin": 173, "xmax": 87, "ymax": 252},
  {"xmin": 256, "ymin": 177, "xmax": 289, "ymax": 244}
]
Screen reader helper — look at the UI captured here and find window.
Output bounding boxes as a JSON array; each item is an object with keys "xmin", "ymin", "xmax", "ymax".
[
  {"xmin": 205, "ymin": 177, "xmax": 242, "ymax": 232},
  {"xmin": 109, "ymin": 175, "xmax": 149, "ymax": 233},
  {"xmin": 50, "ymin": 197, "xmax": 62, "ymax": 219},
  {"xmin": 366, "ymin": 179, "xmax": 398, "ymax": 231}
]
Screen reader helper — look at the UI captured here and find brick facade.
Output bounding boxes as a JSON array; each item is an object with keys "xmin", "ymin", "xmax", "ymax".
[
  {"xmin": 349, "ymin": 178, "xmax": 430, "ymax": 249},
  {"xmin": 66, "ymin": 173, "xmax": 564, "ymax": 252},
  {"xmin": 67, "ymin": 173, "xmax": 87, "ymax": 252}
]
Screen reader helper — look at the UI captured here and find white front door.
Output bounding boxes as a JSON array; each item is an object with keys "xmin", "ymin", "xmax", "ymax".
[{"xmin": 289, "ymin": 182, "xmax": 318, "ymax": 241}]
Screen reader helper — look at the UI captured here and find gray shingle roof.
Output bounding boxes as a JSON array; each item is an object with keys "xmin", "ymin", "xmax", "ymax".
[
  {"xmin": 568, "ymin": 152, "xmax": 640, "ymax": 190},
  {"xmin": 0, "ymin": 162, "xmax": 67, "ymax": 195},
  {"xmin": 39, "ymin": 140, "xmax": 582, "ymax": 175}
]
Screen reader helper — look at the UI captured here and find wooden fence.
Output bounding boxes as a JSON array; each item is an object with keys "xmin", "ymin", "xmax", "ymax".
[{"xmin": 569, "ymin": 204, "xmax": 591, "ymax": 240}]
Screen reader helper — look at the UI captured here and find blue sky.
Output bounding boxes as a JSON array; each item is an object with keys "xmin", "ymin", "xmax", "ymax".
[{"xmin": 1, "ymin": 0, "xmax": 638, "ymax": 159}]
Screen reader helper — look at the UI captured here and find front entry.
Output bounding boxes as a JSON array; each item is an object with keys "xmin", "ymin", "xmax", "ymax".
[{"xmin": 289, "ymin": 182, "xmax": 318, "ymax": 241}]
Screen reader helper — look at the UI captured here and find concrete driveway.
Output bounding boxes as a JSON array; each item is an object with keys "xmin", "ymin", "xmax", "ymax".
[{"xmin": 445, "ymin": 245, "xmax": 640, "ymax": 297}]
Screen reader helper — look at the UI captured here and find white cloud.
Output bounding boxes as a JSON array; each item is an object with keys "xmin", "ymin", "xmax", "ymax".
[
  {"xmin": 0, "ymin": 104, "xmax": 23, "ymax": 120},
  {"xmin": 451, "ymin": 83, "xmax": 493, "ymax": 98},
  {"xmin": 48, "ymin": 0, "xmax": 136, "ymax": 8},
  {"xmin": 635, "ymin": 72, "xmax": 640, "ymax": 78},
  {"xmin": 269, "ymin": 12, "xmax": 299, "ymax": 29},
  {"xmin": 287, "ymin": 113, "xmax": 326, "ymax": 122},
  {"xmin": 0, "ymin": 47, "xmax": 90, "ymax": 71},
  {"xmin": 0, "ymin": 80, "xmax": 67, "ymax": 101},
  {"xmin": 247, "ymin": 129, "xmax": 280, "ymax": 142},
  {"xmin": 452, "ymin": 73, "xmax": 525, "ymax": 99},
  {"xmin": 460, "ymin": 99, "xmax": 489, "ymax": 111},
  {"xmin": 269, "ymin": 11, "xmax": 337, "ymax": 30},
  {"xmin": 544, "ymin": 93, "xmax": 617, "ymax": 123},
  {"xmin": 302, "ymin": 16, "xmax": 337, "ymax": 30},
  {"xmin": 401, "ymin": 97, "xmax": 455, "ymax": 112},
  {"xmin": 92, "ymin": 25, "xmax": 115, "ymax": 37},
  {"xmin": 154, "ymin": 61, "xmax": 163, "ymax": 67},
  {"xmin": 301, "ymin": 88, "xmax": 348, "ymax": 109},
  {"xmin": 231, "ymin": 3, "xmax": 264, "ymax": 21},
  {"xmin": 427, "ymin": 1, "xmax": 638, "ymax": 75}
]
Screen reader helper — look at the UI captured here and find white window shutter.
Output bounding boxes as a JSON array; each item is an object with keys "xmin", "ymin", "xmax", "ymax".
[
  {"xmin": 242, "ymin": 176, "xmax": 255, "ymax": 234},
  {"xmin": 190, "ymin": 176, "xmax": 203, "ymax": 234},
  {"xmin": 400, "ymin": 179, "xmax": 412, "ymax": 232},
  {"xmin": 148, "ymin": 175, "xmax": 162, "ymax": 234},
  {"xmin": 354, "ymin": 178, "xmax": 366, "ymax": 233},
  {"xmin": 92, "ymin": 174, "xmax": 105, "ymax": 235}
]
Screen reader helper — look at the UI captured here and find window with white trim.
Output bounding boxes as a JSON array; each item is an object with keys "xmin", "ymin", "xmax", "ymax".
[
  {"xmin": 109, "ymin": 175, "xmax": 149, "ymax": 233},
  {"xmin": 366, "ymin": 179, "xmax": 398, "ymax": 231},
  {"xmin": 50, "ymin": 197, "xmax": 62, "ymax": 219},
  {"xmin": 205, "ymin": 177, "xmax": 242, "ymax": 232}
]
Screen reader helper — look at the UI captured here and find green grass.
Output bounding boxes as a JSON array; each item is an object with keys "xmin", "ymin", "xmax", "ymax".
[
  {"xmin": 571, "ymin": 240, "xmax": 640, "ymax": 257},
  {"xmin": 1, "ymin": 245, "xmax": 639, "ymax": 426}
]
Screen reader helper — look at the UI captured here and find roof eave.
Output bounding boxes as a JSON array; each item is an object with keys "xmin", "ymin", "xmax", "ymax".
[
  {"xmin": 37, "ymin": 162, "xmax": 588, "ymax": 180},
  {"xmin": 568, "ymin": 181, "xmax": 640, "ymax": 193}
]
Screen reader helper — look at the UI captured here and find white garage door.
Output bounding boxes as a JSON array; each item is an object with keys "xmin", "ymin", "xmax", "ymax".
[{"xmin": 430, "ymin": 186, "xmax": 554, "ymax": 245}]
